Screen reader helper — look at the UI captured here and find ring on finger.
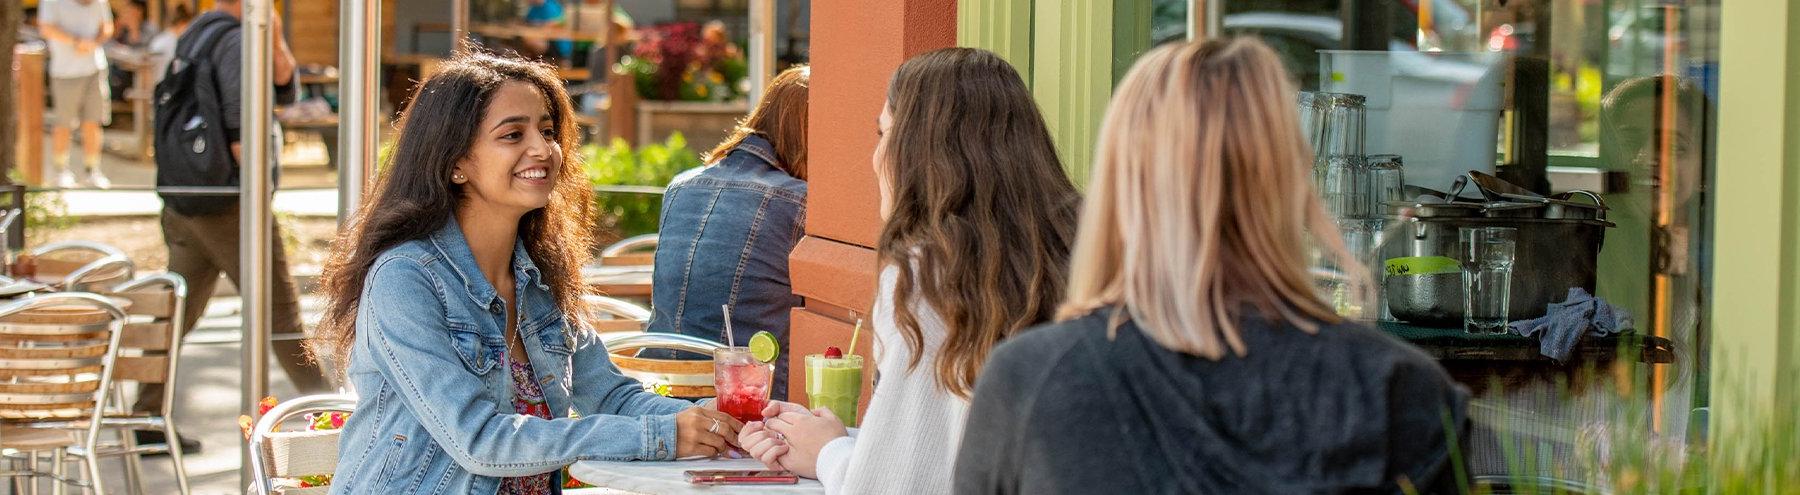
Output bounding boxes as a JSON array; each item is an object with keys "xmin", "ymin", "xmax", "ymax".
[{"xmin": 708, "ymin": 418, "xmax": 720, "ymax": 433}]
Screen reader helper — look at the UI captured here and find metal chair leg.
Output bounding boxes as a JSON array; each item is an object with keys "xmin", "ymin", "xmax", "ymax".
[
  {"xmin": 117, "ymin": 430, "xmax": 143, "ymax": 495},
  {"xmin": 27, "ymin": 451, "xmax": 40, "ymax": 495},
  {"xmin": 81, "ymin": 449, "xmax": 102, "ymax": 495},
  {"xmin": 10, "ymin": 456, "xmax": 28, "ymax": 495},
  {"xmin": 162, "ymin": 424, "xmax": 190, "ymax": 495},
  {"xmin": 48, "ymin": 449, "xmax": 64, "ymax": 495}
]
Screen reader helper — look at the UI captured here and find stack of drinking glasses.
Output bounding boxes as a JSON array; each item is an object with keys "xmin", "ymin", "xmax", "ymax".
[
  {"xmin": 1300, "ymin": 93, "xmax": 1412, "ymax": 319},
  {"xmin": 1298, "ymin": 93, "xmax": 1412, "ymax": 260}
]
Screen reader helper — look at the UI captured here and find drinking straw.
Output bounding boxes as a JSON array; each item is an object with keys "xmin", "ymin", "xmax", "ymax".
[
  {"xmin": 848, "ymin": 318, "xmax": 865, "ymax": 357},
  {"xmin": 722, "ymin": 304, "xmax": 736, "ymax": 348}
]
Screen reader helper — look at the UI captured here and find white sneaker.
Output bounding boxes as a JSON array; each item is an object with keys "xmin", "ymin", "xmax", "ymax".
[
  {"xmin": 85, "ymin": 169, "xmax": 111, "ymax": 189},
  {"xmin": 55, "ymin": 170, "xmax": 79, "ymax": 189}
]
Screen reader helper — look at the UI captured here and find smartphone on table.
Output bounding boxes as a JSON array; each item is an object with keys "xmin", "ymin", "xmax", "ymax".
[{"xmin": 684, "ymin": 469, "xmax": 800, "ymax": 485}]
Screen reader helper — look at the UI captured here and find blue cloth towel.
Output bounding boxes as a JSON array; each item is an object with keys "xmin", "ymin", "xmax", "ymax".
[{"xmin": 1506, "ymin": 287, "xmax": 1633, "ymax": 362}]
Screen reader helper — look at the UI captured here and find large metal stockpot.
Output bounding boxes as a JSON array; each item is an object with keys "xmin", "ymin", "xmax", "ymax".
[{"xmin": 1380, "ymin": 189, "xmax": 1614, "ymax": 328}]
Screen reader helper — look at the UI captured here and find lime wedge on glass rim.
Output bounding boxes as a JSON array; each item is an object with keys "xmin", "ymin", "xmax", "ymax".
[{"xmin": 748, "ymin": 331, "xmax": 780, "ymax": 363}]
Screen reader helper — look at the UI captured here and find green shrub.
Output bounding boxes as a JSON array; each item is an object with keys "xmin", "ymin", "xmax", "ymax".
[{"xmin": 581, "ymin": 133, "xmax": 703, "ymax": 243}]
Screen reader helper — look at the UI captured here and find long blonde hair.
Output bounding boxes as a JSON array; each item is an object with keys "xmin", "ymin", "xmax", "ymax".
[
  {"xmin": 1059, "ymin": 38, "xmax": 1369, "ymax": 360},
  {"xmin": 878, "ymin": 48, "xmax": 1080, "ymax": 397}
]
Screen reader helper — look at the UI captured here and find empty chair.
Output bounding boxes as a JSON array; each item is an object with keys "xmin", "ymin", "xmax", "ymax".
[
  {"xmin": 598, "ymin": 234, "xmax": 658, "ymax": 267},
  {"xmin": 26, "ymin": 241, "xmax": 135, "ymax": 291},
  {"xmin": 582, "ymin": 294, "xmax": 650, "ymax": 334},
  {"xmin": 600, "ymin": 332, "xmax": 724, "ymax": 399},
  {"xmin": 0, "ymin": 293, "xmax": 130, "ymax": 494},
  {"xmin": 248, "ymin": 394, "xmax": 356, "ymax": 495}
]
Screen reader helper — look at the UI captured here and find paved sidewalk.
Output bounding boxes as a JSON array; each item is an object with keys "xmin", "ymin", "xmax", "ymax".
[{"xmin": 33, "ymin": 128, "xmax": 342, "ymax": 219}]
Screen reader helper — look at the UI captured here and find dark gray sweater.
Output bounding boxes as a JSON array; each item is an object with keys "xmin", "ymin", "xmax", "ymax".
[{"xmin": 954, "ymin": 309, "xmax": 1470, "ymax": 494}]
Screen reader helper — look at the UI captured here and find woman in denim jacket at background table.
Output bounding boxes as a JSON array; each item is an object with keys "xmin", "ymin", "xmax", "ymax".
[
  {"xmin": 645, "ymin": 66, "xmax": 810, "ymax": 397},
  {"xmin": 309, "ymin": 52, "xmax": 742, "ymax": 494}
]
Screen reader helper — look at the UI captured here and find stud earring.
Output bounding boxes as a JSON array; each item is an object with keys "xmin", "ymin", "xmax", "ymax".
[{"xmin": 452, "ymin": 173, "xmax": 465, "ymax": 183}]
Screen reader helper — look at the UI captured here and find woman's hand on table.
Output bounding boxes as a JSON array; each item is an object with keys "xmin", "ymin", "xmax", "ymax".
[
  {"xmin": 739, "ymin": 421, "xmax": 788, "ymax": 470},
  {"xmin": 760, "ymin": 400, "xmax": 811, "ymax": 418},
  {"xmin": 762, "ymin": 405, "xmax": 849, "ymax": 479},
  {"xmin": 739, "ymin": 401, "xmax": 809, "ymax": 470},
  {"xmin": 674, "ymin": 407, "xmax": 743, "ymax": 459}
]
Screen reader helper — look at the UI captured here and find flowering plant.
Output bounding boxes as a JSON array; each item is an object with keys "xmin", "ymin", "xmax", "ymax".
[{"xmin": 623, "ymin": 21, "xmax": 747, "ymax": 101}]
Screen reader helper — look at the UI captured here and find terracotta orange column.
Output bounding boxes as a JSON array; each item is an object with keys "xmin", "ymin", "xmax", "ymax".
[{"xmin": 788, "ymin": 0, "xmax": 956, "ymax": 408}]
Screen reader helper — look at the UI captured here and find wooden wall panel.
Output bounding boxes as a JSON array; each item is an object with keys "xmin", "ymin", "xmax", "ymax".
[{"xmin": 286, "ymin": 0, "xmax": 338, "ymax": 66}]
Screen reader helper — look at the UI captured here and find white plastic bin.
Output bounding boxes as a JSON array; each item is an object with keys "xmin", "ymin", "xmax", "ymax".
[{"xmin": 1319, "ymin": 50, "xmax": 1507, "ymax": 191}]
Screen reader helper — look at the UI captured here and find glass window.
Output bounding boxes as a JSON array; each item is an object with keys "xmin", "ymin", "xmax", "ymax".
[{"xmin": 1198, "ymin": 0, "xmax": 1721, "ymax": 484}]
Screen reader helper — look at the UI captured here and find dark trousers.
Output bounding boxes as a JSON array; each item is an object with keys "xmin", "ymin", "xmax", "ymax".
[{"xmin": 137, "ymin": 207, "xmax": 329, "ymax": 412}]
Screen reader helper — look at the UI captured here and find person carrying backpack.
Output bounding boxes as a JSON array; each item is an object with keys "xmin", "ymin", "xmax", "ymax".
[{"xmin": 148, "ymin": 0, "xmax": 328, "ymax": 453}]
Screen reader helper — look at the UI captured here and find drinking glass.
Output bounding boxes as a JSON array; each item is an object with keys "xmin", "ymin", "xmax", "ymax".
[
  {"xmin": 804, "ymin": 354, "xmax": 864, "ymax": 427},
  {"xmin": 1298, "ymin": 92, "xmax": 1321, "ymax": 149},
  {"xmin": 712, "ymin": 347, "xmax": 772, "ymax": 423},
  {"xmin": 1320, "ymin": 155, "xmax": 1367, "ymax": 219},
  {"xmin": 1366, "ymin": 154, "xmax": 1405, "ymax": 217},
  {"xmin": 1312, "ymin": 92, "xmax": 1367, "ymax": 159},
  {"xmin": 1460, "ymin": 227, "xmax": 1517, "ymax": 334}
]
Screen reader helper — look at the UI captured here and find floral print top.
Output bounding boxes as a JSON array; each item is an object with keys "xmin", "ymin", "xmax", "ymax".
[{"xmin": 499, "ymin": 358, "xmax": 555, "ymax": 495}]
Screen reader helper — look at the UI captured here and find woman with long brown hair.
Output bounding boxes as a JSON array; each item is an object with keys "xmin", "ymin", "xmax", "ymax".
[
  {"xmin": 953, "ymin": 38, "xmax": 1469, "ymax": 494},
  {"xmin": 737, "ymin": 47, "xmax": 1081, "ymax": 494},
  {"xmin": 311, "ymin": 52, "xmax": 741, "ymax": 494},
  {"xmin": 646, "ymin": 65, "xmax": 809, "ymax": 398}
]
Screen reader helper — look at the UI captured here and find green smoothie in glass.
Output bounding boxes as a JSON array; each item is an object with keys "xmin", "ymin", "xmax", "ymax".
[{"xmin": 805, "ymin": 348, "xmax": 864, "ymax": 427}]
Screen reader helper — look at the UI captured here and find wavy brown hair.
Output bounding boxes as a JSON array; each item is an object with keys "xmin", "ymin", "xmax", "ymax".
[
  {"xmin": 309, "ymin": 52, "xmax": 596, "ymax": 371},
  {"xmin": 705, "ymin": 66, "xmax": 810, "ymax": 179},
  {"xmin": 876, "ymin": 48, "xmax": 1080, "ymax": 398}
]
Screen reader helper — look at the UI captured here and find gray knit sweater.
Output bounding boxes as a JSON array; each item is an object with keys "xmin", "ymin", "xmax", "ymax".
[{"xmin": 954, "ymin": 308, "xmax": 1471, "ymax": 494}]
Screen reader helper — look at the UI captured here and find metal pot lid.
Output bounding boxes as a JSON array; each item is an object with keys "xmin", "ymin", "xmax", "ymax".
[
  {"xmin": 1396, "ymin": 172, "xmax": 1609, "ymax": 220},
  {"xmin": 1385, "ymin": 197, "xmax": 1610, "ymax": 220}
]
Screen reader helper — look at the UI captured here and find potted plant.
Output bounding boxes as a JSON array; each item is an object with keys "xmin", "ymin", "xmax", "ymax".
[{"xmin": 620, "ymin": 21, "xmax": 747, "ymax": 102}]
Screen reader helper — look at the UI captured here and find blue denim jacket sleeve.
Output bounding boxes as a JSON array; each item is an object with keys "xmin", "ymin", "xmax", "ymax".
[{"xmin": 362, "ymin": 257, "xmax": 684, "ymax": 473}]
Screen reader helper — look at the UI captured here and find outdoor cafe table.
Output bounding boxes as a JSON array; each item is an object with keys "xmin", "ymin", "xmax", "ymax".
[{"xmin": 570, "ymin": 458, "xmax": 824, "ymax": 494}]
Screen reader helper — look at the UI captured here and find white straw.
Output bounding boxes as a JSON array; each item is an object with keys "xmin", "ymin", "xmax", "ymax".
[{"xmin": 722, "ymin": 304, "xmax": 736, "ymax": 348}]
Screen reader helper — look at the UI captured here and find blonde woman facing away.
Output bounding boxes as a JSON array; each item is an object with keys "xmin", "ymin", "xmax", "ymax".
[
  {"xmin": 953, "ymin": 38, "xmax": 1471, "ymax": 494},
  {"xmin": 739, "ymin": 47, "xmax": 1081, "ymax": 494}
]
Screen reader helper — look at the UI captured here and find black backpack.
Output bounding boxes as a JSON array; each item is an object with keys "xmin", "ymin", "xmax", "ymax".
[{"xmin": 153, "ymin": 16, "xmax": 241, "ymax": 216}]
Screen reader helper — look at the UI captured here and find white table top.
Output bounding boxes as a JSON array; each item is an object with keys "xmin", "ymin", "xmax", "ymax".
[{"xmin": 570, "ymin": 458, "xmax": 825, "ymax": 495}]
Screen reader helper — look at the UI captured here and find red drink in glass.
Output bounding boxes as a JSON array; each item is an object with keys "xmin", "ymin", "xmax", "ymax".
[{"xmin": 713, "ymin": 347, "xmax": 772, "ymax": 423}]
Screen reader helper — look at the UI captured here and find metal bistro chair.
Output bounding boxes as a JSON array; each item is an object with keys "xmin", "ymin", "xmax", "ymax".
[
  {"xmin": 587, "ymin": 235, "xmax": 658, "ymax": 301},
  {"xmin": 248, "ymin": 394, "xmax": 356, "ymax": 495},
  {"xmin": 27, "ymin": 242, "xmax": 136, "ymax": 292},
  {"xmin": 583, "ymin": 294, "xmax": 651, "ymax": 335},
  {"xmin": 0, "ymin": 293, "xmax": 130, "ymax": 494},
  {"xmin": 598, "ymin": 234, "xmax": 658, "ymax": 267},
  {"xmin": 19, "ymin": 274, "xmax": 194, "ymax": 494},
  {"xmin": 601, "ymin": 333, "xmax": 725, "ymax": 400}
]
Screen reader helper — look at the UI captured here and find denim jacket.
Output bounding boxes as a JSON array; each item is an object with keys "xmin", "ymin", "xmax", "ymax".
[
  {"xmin": 330, "ymin": 219, "xmax": 693, "ymax": 494},
  {"xmin": 646, "ymin": 134, "xmax": 806, "ymax": 396}
]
